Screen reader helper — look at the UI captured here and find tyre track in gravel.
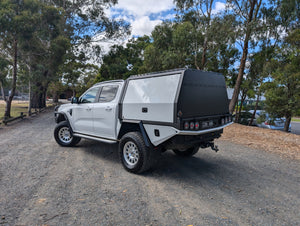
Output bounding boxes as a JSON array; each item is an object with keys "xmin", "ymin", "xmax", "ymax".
[{"xmin": 0, "ymin": 110, "xmax": 299, "ymax": 225}]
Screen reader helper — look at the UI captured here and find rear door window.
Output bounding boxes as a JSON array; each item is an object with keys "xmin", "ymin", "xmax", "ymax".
[{"xmin": 98, "ymin": 85, "xmax": 119, "ymax": 102}]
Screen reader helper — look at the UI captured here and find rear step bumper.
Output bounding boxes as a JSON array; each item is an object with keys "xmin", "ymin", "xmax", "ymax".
[{"xmin": 177, "ymin": 122, "xmax": 233, "ymax": 135}]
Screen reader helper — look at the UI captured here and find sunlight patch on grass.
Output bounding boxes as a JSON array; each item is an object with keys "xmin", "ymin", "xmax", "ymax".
[
  {"xmin": 292, "ymin": 118, "xmax": 300, "ymax": 122},
  {"xmin": 0, "ymin": 101, "xmax": 28, "ymax": 120},
  {"xmin": 0, "ymin": 100, "xmax": 55, "ymax": 120}
]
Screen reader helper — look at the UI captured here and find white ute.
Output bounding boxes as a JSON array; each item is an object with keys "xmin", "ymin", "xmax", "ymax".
[{"xmin": 54, "ymin": 69, "xmax": 233, "ymax": 173}]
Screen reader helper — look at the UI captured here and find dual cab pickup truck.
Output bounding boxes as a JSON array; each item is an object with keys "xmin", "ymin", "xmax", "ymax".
[{"xmin": 54, "ymin": 69, "xmax": 232, "ymax": 173}]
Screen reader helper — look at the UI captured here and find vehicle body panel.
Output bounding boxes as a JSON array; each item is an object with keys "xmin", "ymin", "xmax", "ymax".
[
  {"xmin": 122, "ymin": 73, "xmax": 181, "ymax": 123},
  {"xmin": 93, "ymin": 82, "xmax": 124, "ymax": 139}
]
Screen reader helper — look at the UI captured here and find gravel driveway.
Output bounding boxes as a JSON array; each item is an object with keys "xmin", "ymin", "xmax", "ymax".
[{"xmin": 0, "ymin": 110, "xmax": 299, "ymax": 225}]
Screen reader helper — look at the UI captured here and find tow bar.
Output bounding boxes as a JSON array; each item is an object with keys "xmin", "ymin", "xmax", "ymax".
[{"xmin": 209, "ymin": 142, "xmax": 219, "ymax": 152}]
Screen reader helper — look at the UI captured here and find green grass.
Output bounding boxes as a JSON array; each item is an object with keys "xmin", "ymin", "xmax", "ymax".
[
  {"xmin": 0, "ymin": 101, "xmax": 28, "ymax": 120},
  {"xmin": 292, "ymin": 117, "xmax": 300, "ymax": 122},
  {"xmin": 0, "ymin": 100, "xmax": 54, "ymax": 121}
]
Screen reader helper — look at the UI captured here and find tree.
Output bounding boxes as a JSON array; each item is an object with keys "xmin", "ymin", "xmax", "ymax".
[
  {"xmin": 175, "ymin": 0, "xmax": 217, "ymax": 69},
  {"xmin": 143, "ymin": 17, "xmax": 238, "ymax": 76},
  {"xmin": 0, "ymin": 0, "xmax": 42, "ymax": 117},
  {"xmin": 0, "ymin": 0, "xmax": 130, "ymax": 117},
  {"xmin": 100, "ymin": 36, "xmax": 151, "ymax": 79},
  {"xmin": 263, "ymin": 29, "xmax": 300, "ymax": 132},
  {"xmin": 228, "ymin": 0, "xmax": 263, "ymax": 113}
]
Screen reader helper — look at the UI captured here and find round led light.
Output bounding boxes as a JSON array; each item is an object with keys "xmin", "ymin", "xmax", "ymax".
[
  {"xmin": 190, "ymin": 122, "xmax": 195, "ymax": 130},
  {"xmin": 221, "ymin": 118, "xmax": 225, "ymax": 125},
  {"xmin": 195, "ymin": 122, "xmax": 200, "ymax": 130},
  {"xmin": 184, "ymin": 122, "xmax": 189, "ymax": 130}
]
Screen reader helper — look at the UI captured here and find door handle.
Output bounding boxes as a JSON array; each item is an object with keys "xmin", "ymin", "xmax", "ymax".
[
  {"xmin": 105, "ymin": 106, "xmax": 112, "ymax": 111},
  {"xmin": 86, "ymin": 107, "xmax": 92, "ymax": 111}
]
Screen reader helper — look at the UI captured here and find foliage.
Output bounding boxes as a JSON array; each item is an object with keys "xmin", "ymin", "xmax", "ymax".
[
  {"xmin": 143, "ymin": 18, "xmax": 239, "ymax": 75},
  {"xmin": 0, "ymin": 0, "xmax": 129, "ymax": 116},
  {"xmin": 262, "ymin": 29, "xmax": 300, "ymax": 131},
  {"xmin": 99, "ymin": 36, "xmax": 151, "ymax": 80}
]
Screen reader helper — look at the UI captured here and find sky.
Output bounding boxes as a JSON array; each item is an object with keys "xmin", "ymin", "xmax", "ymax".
[
  {"xmin": 108, "ymin": 0, "xmax": 228, "ymax": 36},
  {"xmin": 97, "ymin": 0, "xmax": 226, "ymax": 54},
  {"xmin": 108, "ymin": 0, "xmax": 176, "ymax": 37}
]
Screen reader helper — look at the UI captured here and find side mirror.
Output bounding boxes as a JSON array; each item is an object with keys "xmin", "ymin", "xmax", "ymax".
[{"xmin": 71, "ymin": 96, "xmax": 79, "ymax": 104}]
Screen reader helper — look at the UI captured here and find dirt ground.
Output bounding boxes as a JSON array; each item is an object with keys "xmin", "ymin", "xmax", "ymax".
[
  {"xmin": 221, "ymin": 123, "xmax": 300, "ymax": 160},
  {"xmin": 0, "ymin": 110, "xmax": 299, "ymax": 225}
]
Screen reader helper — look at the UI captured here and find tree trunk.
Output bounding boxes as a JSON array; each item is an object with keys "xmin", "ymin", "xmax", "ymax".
[
  {"xmin": 31, "ymin": 86, "xmax": 47, "ymax": 109},
  {"xmin": 199, "ymin": 1, "xmax": 212, "ymax": 70},
  {"xmin": 229, "ymin": 36, "xmax": 249, "ymax": 113},
  {"xmin": 0, "ymin": 80, "xmax": 6, "ymax": 102},
  {"xmin": 31, "ymin": 81, "xmax": 43, "ymax": 109},
  {"xmin": 194, "ymin": 42, "xmax": 200, "ymax": 70},
  {"xmin": 229, "ymin": 0, "xmax": 258, "ymax": 113},
  {"xmin": 235, "ymin": 90, "xmax": 246, "ymax": 123},
  {"xmin": 249, "ymin": 94, "xmax": 260, "ymax": 126},
  {"xmin": 53, "ymin": 91, "xmax": 59, "ymax": 103},
  {"xmin": 4, "ymin": 38, "xmax": 18, "ymax": 118},
  {"xmin": 284, "ymin": 115, "xmax": 291, "ymax": 132},
  {"xmin": 200, "ymin": 38, "xmax": 208, "ymax": 70},
  {"xmin": 28, "ymin": 78, "xmax": 32, "ymax": 115},
  {"xmin": 31, "ymin": 69, "xmax": 49, "ymax": 109}
]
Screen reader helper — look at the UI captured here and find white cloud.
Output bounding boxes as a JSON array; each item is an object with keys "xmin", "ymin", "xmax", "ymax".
[
  {"xmin": 110, "ymin": 0, "xmax": 174, "ymax": 36},
  {"xmin": 131, "ymin": 16, "xmax": 162, "ymax": 36},
  {"xmin": 211, "ymin": 2, "xmax": 226, "ymax": 15},
  {"xmin": 112, "ymin": 0, "xmax": 174, "ymax": 18}
]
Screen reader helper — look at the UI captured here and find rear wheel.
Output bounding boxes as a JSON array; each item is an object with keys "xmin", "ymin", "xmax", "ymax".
[
  {"xmin": 119, "ymin": 132, "xmax": 152, "ymax": 173},
  {"xmin": 173, "ymin": 146, "xmax": 199, "ymax": 157},
  {"xmin": 54, "ymin": 121, "xmax": 81, "ymax": 147}
]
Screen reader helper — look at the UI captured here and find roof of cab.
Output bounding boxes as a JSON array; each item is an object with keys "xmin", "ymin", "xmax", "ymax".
[{"xmin": 93, "ymin": 79, "xmax": 124, "ymax": 87}]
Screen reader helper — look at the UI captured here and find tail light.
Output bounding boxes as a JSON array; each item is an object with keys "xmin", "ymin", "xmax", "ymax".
[
  {"xmin": 195, "ymin": 122, "xmax": 200, "ymax": 130},
  {"xmin": 221, "ymin": 118, "xmax": 225, "ymax": 125},
  {"xmin": 184, "ymin": 122, "xmax": 189, "ymax": 130},
  {"xmin": 190, "ymin": 122, "xmax": 195, "ymax": 130}
]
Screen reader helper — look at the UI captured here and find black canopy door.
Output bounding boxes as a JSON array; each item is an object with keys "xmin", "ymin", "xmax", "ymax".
[{"xmin": 177, "ymin": 69, "xmax": 229, "ymax": 119}]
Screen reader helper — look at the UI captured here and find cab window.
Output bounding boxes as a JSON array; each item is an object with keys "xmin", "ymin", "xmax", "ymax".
[
  {"xmin": 80, "ymin": 87, "xmax": 99, "ymax": 103},
  {"xmin": 98, "ymin": 85, "xmax": 119, "ymax": 102}
]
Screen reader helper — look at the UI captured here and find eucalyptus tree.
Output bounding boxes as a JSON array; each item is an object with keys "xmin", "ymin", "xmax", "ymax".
[
  {"xmin": 227, "ymin": 0, "xmax": 264, "ymax": 113},
  {"xmin": 175, "ymin": 0, "xmax": 218, "ymax": 69},
  {"xmin": 0, "ymin": 0, "xmax": 42, "ymax": 117},
  {"xmin": 28, "ymin": 0, "xmax": 130, "ymax": 108}
]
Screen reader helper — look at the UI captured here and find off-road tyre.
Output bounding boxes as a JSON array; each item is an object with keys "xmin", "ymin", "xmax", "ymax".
[
  {"xmin": 119, "ymin": 132, "xmax": 154, "ymax": 174},
  {"xmin": 54, "ymin": 121, "xmax": 81, "ymax": 147},
  {"xmin": 173, "ymin": 146, "xmax": 199, "ymax": 157}
]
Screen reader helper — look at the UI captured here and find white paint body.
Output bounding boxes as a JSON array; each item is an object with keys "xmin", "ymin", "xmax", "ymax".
[
  {"xmin": 122, "ymin": 73, "xmax": 181, "ymax": 123},
  {"xmin": 143, "ymin": 123, "xmax": 233, "ymax": 146},
  {"xmin": 66, "ymin": 81, "xmax": 124, "ymax": 140}
]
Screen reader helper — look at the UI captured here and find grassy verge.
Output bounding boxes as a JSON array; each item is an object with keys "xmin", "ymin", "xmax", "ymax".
[
  {"xmin": 0, "ymin": 100, "xmax": 54, "ymax": 121},
  {"xmin": 292, "ymin": 117, "xmax": 300, "ymax": 122},
  {"xmin": 0, "ymin": 101, "xmax": 28, "ymax": 120}
]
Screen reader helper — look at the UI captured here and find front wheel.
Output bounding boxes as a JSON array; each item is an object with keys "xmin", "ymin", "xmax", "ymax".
[
  {"xmin": 119, "ymin": 132, "xmax": 152, "ymax": 173},
  {"xmin": 54, "ymin": 121, "xmax": 81, "ymax": 147},
  {"xmin": 173, "ymin": 146, "xmax": 199, "ymax": 157}
]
